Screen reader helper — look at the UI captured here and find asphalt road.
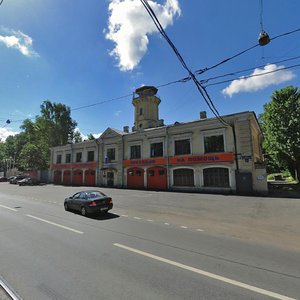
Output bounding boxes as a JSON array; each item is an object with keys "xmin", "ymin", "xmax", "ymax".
[{"xmin": 0, "ymin": 183, "xmax": 299, "ymax": 299}]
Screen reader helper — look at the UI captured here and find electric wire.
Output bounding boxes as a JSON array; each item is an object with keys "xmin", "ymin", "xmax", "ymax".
[
  {"xmin": 203, "ymin": 63, "xmax": 300, "ymax": 88},
  {"xmin": 199, "ymin": 55, "xmax": 300, "ymax": 85},
  {"xmin": 260, "ymin": 0, "xmax": 264, "ymax": 31},
  {"xmin": 2, "ymin": 9, "xmax": 300, "ymax": 127},
  {"xmin": 71, "ymin": 94, "xmax": 132, "ymax": 111},
  {"xmin": 140, "ymin": 0, "xmax": 229, "ymax": 126},
  {"xmin": 195, "ymin": 28, "xmax": 300, "ymax": 76}
]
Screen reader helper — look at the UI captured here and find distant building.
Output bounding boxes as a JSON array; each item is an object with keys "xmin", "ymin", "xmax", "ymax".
[{"xmin": 50, "ymin": 86, "xmax": 267, "ymax": 195}]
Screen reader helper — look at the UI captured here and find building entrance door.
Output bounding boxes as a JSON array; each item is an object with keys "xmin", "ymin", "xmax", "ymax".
[
  {"xmin": 147, "ymin": 167, "xmax": 167, "ymax": 190},
  {"xmin": 107, "ymin": 172, "xmax": 114, "ymax": 187}
]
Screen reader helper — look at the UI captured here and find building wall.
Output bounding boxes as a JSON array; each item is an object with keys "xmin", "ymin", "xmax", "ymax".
[
  {"xmin": 49, "ymin": 112, "xmax": 267, "ymax": 195},
  {"xmin": 50, "ymin": 140, "xmax": 98, "ymax": 185}
]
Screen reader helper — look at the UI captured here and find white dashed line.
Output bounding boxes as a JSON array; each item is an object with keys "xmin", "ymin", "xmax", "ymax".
[
  {"xmin": 114, "ymin": 243, "xmax": 296, "ymax": 300},
  {"xmin": 164, "ymin": 223, "xmax": 170, "ymax": 225},
  {"xmin": 180, "ymin": 226, "xmax": 188, "ymax": 229},
  {"xmin": 197, "ymin": 229, "xmax": 204, "ymax": 232},
  {"xmin": 0, "ymin": 204, "xmax": 18, "ymax": 212},
  {"xmin": 133, "ymin": 217, "xmax": 142, "ymax": 220},
  {"xmin": 121, "ymin": 214, "xmax": 128, "ymax": 217},
  {"xmin": 26, "ymin": 214, "xmax": 83, "ymax": 234},
  {"xmin": 147, "ymin": 219, "xmax": 153, "ymax": 222}
]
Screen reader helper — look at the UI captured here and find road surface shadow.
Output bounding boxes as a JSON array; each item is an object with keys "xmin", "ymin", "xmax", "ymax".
[{"xmin": 88, "ymin": 212, "xmax": 120, "ymax": 220}]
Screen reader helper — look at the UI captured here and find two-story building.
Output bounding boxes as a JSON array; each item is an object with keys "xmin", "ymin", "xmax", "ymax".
[{"xmin": 50, "ymin": 86, "xmax": 267, "ymax": 195}]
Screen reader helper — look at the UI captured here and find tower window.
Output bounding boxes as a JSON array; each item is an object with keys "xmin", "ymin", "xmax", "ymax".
[{"xmin": 139, "ymin": 108, "xmax": 143, "ymax": 115}]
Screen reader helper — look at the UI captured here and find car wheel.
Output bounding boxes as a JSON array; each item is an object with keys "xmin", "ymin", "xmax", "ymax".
[
  {"xmin": 81, "ymin": 206, "xmax": 87, "ymax": 216},
  {"xmin": 64, "ymin": 202, "xmax": 69, "ymax": 211}
]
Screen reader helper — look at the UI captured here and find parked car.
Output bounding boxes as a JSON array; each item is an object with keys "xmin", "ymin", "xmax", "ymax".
[
  {"xmin": 10, "ymin": 175, "xmax": 27, "ymax": 184},
  {"xmin": 0, "ymin": 176, "xmax": 8, "ymax": 182},
  {"xmin": 64, "ymin": 190, "xmax": 113, "ymax": 216},
  {"xmin": 18, "ymin": 177, "xmax": 38, "ymax": 186}
]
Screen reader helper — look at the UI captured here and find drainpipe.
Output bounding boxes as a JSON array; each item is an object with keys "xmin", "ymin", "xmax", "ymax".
[
  {"xmin": 95, "ymin": 138, "xmax": 100, "ymax": 186},
  {"xmin": 166, "ymin": 125, "xmax": 170, "ymax": 190},
  {"xmin": 70, "ymin": 143, "xmax": 73, "ymax": 186},
  {"xmin": 230, "ymin": 123, "xmax": 239, "ymax": 172},
  {"xmin": 121, "ymin": 134, "xmax": 124, "ymax": 188}
]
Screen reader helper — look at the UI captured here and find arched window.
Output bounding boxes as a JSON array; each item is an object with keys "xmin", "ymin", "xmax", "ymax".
[
  {"xmin": 203, "ymin": 168, "xmax": 229, "ymax": 187},
  {"xmin": 173, "ymin": 168, "xmax": 194, "ymax": 186}
]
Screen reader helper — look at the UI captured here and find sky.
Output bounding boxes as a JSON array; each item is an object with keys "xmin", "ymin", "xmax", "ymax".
[{"xmin": 0, "ymin": 0, "xmax": 299, "ymax": 141}]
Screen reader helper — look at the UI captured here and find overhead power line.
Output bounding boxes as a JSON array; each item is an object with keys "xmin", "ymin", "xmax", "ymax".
[
  {"xmin": 71, "ymin": 94, "xmax": 132, "ymax": 111},
  {"xmin": 195, "ymin": 28, "xmax": 300, "ymax": 76},
  {"xmin": 3, "ymin": 5, "xmax": 300, "ymax": 127},
  {"xmin": 204, "ymin": 63, "xmax": 300, "ymax": 88},
  {"xmin": 199, "ymin": 55, "xmax": 300, "ymax": 85},
  {"xmin": 140, "ymin": 0, "xmax": 228, "ymax": 126}
]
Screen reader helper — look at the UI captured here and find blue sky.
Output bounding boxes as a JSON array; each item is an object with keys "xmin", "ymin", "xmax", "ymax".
[{"xmin": 0, "ymin": 0, "xmax": 299, "ymax": 140}]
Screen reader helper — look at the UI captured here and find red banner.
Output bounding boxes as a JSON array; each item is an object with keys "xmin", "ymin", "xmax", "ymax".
[
  {"xmin": 51, "ymin": 162, "xmax": 97, "ymax": 169},
  {"xmin": 123, "ymin": 158, "xmax": 166, "ymax": 167},
  {"xmin": 169, "ymin": 152, "xmax": 234, "ymax": 164}
]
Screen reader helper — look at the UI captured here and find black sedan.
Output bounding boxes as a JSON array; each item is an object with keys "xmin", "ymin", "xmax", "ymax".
[
  {"xmin": 0, "ymin": 176, "xmax": 8, "ymax": 182},
  {"xmin": 64, "ymin": 190, "xmax": 113, "ymax": 216},
  {"xmin": 18, "ymin": 177, "xmax": 38, "ymax": 186}
]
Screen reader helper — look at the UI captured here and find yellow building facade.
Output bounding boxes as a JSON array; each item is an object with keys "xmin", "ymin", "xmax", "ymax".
[{"xmin": 50, "ymin": 86, "xmax": 268, "ymax": 195}]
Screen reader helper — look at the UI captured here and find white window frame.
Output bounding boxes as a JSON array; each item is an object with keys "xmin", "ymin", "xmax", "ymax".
[
  {"xmin": 199, "ymin": 165, "xmax": 233, "ymax": 188},
  {"xmin": 171, "ymin": 166, "xmax": 195, "ymax": 187},
  {"xmin": 201, "ymin": 129, "xmax": 226, "ymax": 154},
  {"xmin": 149, "ymin": 137, "xmax": 164, "ymax": 157},
  {"xmin": 172, "ymin": 134, "xmax": 192, "ymax": 156},
  {"xmin": 128, "ymin": 142, "xmax": 142, "ymax": 160}
]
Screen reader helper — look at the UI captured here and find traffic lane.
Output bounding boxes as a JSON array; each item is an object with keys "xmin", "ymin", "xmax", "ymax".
[
  {"xmin": 1, "ymin": 193, "xmax": 300, "ymax": 289},
  {"xmin": 1, "ymin": 201, "xmax": 299, "ymax": 299},
  {"xmin": 1, "ymin": 191, "xmax": 300, "ymax": 290},
  {"xmin": 0, "ymin": 208, "xmax": 290, "ymax": 300},
  {"xmin": 1, "ymin": 184, "xmax": 300, "ymax": 252}
]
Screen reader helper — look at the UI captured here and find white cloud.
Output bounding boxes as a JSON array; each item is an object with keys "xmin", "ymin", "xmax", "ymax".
[
  {"xmin": 105, "ymin": 0, "xmax": 181, "ymax": 71},
  {"xmin": 222, "ymin": 64, "xmax": 296, "ymax": 97},
  {"xmin": 0, "ymin": 28, "xmax": 39, "ymax": 57},
  {"xmin": 0, "ymin": 127, "xmax": 19, "ymax": 142}
]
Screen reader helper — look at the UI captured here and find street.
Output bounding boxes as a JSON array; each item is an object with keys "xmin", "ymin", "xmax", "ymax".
[{"xmin": 0, "ymin": 184, "xmax": 300, "ymax": 299}]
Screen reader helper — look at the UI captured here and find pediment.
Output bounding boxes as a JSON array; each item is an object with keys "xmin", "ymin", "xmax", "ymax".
[{"xmin": 100, "ymin": 127, "xmax": 123, "ymax": 139}]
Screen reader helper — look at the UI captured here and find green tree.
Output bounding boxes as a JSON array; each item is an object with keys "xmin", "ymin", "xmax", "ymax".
[
  {"xmin": 18, "ymin": 143, "xmax": 49, "ymax": 170},
  {"xmin": 19, "ymin": 101, "xmax": 77, "ymax": 170},
  {"xmin": 38, "ymin": 100, "xmax": 77, "ymax": 146},
  {"xmin": 73, "ymin": 131, "xmax": 83, "ymax": 143},
  {"xmin": 87, "ymin": 134, "xmax": 95, "ymax": 140},
  {"xmin": 261, "ymin": 86, "xmax": 300, "ymax": 180}
]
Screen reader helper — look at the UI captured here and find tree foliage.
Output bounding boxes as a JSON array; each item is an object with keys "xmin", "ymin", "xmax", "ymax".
[
  {"xmin": 1, "ymin": 100, "xmax": 78, "ymax": 171},
  {"xmin": 261, "ymin": 86, "xmax": 300, "ymax": 179}
]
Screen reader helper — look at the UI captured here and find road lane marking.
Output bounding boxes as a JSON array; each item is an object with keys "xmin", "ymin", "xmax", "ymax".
[
  {"xmin": 0, "ymin": 204, "xmax": 18, "ymax": 212},
  {"xmin": 133, "ymin": 217, "xmax": 142, "ymax": 220},
  {"xmin": 147, "ymin": 219, "xmax": 153, "ymax": 222},
  {"xmin": 164, "ymin": 223, "xmax": 170, "ymax": 225},
  {"xmin": 121, "ymin": 214, "xmax": 128, "ymax": 217},
  {"xmin": 26, "ymin": 215, "xmax": 83, "ymax": 234},
  {"xmin": 180, "ymin": 226, "xmax": 188, "ymax": 229},
  {"xmin": 197, "ymin": 229, "xmax": 204, "ymax": 232},
  {"xmin": 114, "ymin": 243, "xmax": 296, "ymax": 300}
]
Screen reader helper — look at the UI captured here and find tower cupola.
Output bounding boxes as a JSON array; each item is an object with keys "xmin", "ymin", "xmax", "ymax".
[{"xmin": 132, "ymin": 86, "xmax": 161, "ymax": 131}]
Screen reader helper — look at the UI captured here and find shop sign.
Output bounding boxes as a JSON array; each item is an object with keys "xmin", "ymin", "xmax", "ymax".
[
  {"xmin": 169, "ymin": 152, "xmax": 234, "ymax": 164},
  {"xmin": 51, "ymin": 162, "xmax": 97, "ymax": 169},
  {"xmin": 123, "ymin": 158, "xmax": 166, "ymax": 167}
]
